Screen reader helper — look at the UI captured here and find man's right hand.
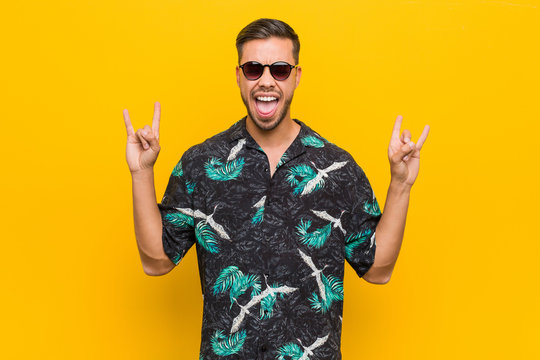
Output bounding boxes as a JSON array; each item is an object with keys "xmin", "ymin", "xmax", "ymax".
[{"xmin": 123, "ymin": 102, "xmax": 161, "ymax": 173}]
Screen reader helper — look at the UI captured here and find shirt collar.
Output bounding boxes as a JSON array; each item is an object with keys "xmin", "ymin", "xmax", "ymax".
[{"xmin": 227, "ymin": 116, "xmax": 310, "ymax": 163}]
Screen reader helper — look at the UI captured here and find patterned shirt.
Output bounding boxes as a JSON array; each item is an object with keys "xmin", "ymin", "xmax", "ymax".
[{"xmin": 157, "ymin": 116, "xmax": 382, "ymax": 360}]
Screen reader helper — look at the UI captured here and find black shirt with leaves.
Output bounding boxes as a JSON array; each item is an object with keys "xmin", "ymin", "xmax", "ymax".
[{"xmin": 157, "ymin": 116, "xmax": 382, "ymax": 360}]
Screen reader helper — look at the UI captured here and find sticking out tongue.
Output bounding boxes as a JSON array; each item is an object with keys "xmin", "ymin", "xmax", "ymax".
[{"xmin": 256, "ymin": 99, "xmax": 279, "ymax": 115}]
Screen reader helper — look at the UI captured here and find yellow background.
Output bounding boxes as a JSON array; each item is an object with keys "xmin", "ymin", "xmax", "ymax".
[{"xmin": 2, "ymin": 0, "xmax": 538, "ymax": 358}]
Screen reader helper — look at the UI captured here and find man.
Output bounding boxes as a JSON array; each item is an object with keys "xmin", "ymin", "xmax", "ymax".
[{"xmin": 123, "ymin": 18, "xmax": 429, "ymax": 360}]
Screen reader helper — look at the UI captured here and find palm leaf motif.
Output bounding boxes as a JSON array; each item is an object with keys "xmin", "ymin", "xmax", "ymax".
[
  {"xmin": 172, "ymin": 160, "xmax": 183, "ymax": 176},
  {"xmin": 363, "ymin": 197, "xmax": 381, "ymax": 216},
  {"xmin": 259, "ymin": 282, "xmax": 285, "ymax": 320},
  {"xmin": 186, "ymin": 180, "xmax": 196, "ymax": 194},
  {"xmin": 296, "ymin": 219, "xmax": 332, "ymax": 249},
  {"xmin": 285, "ymin": 164, "xmax": 318, "ymax": 195},
  {"xmin": 251, "ymin": 196, "xmax": 266, "ymax": 225},
  {"xmin": 164, "ymin": 212, "xmax": 194, "ymax": 229},
  {"xmin": 213, "ymin": 266, "xmax": 261, "ymax": 309},
  {"xmin": 195, "ymin": 221, "xmax": 219, "ymax": 254},
  {"xmin": 204, "ymin": 157, "xmax": 245, "ymax": 181},
  {"xmin": 276, "ymin": 152, "xmax": 289, "ymax": 168},
  {"xmin": 301, "ymin": 135, "xmax": 325, "ymax": 148},
  {"xmin": 276, "ymin": 343, "xmax": 304, "ymax": 360},
  {"xmin": 344, "ymin": 228, "xmax": 373, "ymax": 260},
  {"xmin": 308, "ymin": 274, "xmax": 344, "ymax": 313},
  {"xmin": 211, "ymin": 329, "xmax": 246, "ymax": 356},
  {"xmin": 251, "ymin": 206, "xmax": 264, "ymax": 224}
]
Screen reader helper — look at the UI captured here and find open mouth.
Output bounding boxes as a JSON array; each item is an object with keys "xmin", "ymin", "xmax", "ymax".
[{"xmin": 254, "ymin": 95, "xmax": 279, "ymax": 118}]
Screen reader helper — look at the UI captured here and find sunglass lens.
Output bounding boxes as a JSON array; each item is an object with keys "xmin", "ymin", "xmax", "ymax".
[
  {"xmin": 243, "ymin": 62, "xmax": 263, "ymax": 80},
  {"xmin": 271, "ymin": 64, "xmax": 291, "ymax": 80}
]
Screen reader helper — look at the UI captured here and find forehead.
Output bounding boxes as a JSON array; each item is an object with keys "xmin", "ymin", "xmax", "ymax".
[{"xmin": 240, "ymin": 37, "xmax": 295, "ymax": 64}]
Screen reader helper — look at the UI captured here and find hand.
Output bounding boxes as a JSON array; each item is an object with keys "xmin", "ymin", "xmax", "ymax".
[
  {"xmin": 123, "ymin": 102, "xmax": 161, "ymax": 173},
  {"xmin": 388, "ymin": 115, "xmax": 430, "ymax": 187}
]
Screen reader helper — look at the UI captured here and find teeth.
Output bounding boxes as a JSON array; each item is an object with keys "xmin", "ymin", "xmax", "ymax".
[{"xmin": 256, "ymin": 96, "xmax": 277, "ymax": 102}]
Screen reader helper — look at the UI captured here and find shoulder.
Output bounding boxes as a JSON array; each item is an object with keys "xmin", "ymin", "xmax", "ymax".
[
  {"xmin": 300, "ymin": 121, "xmax": 365, "ymax": 176},
  {"xmin": 180, "ymin": 119, "xmax": 242, "ymax": 163}
]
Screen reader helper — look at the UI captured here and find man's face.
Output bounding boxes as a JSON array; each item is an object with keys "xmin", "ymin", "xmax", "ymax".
[{"xmin": 236, "ymin": 37, "xmax": 302, "ymax": 131}]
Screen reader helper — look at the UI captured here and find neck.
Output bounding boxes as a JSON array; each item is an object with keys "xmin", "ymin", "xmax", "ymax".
[{"xmin": 245, "ymin": 113, "xmax": 301, "ymax": 149}]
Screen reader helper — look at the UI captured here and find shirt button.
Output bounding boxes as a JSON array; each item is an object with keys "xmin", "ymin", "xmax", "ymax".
[
  {"xmin": 260, "ymin": 344, "xmax": 268, "ymax": 352},
  {"xmin": 264, "ymin": 167, "xmax": 269, "ymax": 172}
]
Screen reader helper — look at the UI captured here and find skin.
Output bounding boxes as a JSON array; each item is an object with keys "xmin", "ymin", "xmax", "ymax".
[
  {"xmin": 122, "ymin": 35, "xmax": 431, "ymax": 283},
  {"xmin": 236, "ymin": 37, "xmax": 302, "ymax": 175}
]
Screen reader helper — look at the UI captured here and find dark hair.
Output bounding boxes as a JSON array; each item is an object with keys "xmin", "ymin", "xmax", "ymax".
[{"xmin": 236, "ymin": 18, "xmax": 300, "ymax": 65}]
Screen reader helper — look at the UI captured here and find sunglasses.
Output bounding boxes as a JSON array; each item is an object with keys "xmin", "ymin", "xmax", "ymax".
[{"xmin": 239, "ymin": 61, "xmax": 298, "ymax": 81}]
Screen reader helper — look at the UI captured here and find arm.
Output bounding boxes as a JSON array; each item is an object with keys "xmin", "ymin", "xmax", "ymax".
[
  {"xmin": 363, "ymin": 181, "xmax": 410, "ymax": 284},
  {"xmin": 131, "ymin": 169, "xmax": 175, "ymax": 276},
  {"xmin": 124, "ymin": 102, "xmax": 174, "ymax": 276},
  {"xmin": 363, "ymin": 115, "xmax": 430, "ymax": 284}
]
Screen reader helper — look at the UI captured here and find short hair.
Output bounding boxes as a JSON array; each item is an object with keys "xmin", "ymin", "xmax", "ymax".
[{"xmin": 236, "ymin": 18, "xmax": 300, "ymax": 65}]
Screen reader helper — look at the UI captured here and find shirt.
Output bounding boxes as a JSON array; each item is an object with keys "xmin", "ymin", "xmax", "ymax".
[{"xmin": 157, "ymin": 116, "xmax": 382, "ymax": 360}]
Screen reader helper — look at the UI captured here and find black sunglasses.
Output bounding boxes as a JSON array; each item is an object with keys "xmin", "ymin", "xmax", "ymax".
[{"xmin": 239, "ymin": 61, "xmax": 298, "ymax": 81}]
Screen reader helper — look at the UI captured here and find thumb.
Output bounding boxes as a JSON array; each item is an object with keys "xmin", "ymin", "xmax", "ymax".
[{"xmin": 392, "ymin": 141, "xmax": 415, "ymax": 163}]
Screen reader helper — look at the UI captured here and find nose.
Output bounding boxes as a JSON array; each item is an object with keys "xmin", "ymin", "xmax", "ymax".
[{"xmin": 258, "ymin": 66, "xmax": 275, "ymax": 88}]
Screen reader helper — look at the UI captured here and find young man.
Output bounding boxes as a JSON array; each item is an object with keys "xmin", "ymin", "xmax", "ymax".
[{"xmin": 123, "ymin": 18, "xmax": 429, "ymax": 360}]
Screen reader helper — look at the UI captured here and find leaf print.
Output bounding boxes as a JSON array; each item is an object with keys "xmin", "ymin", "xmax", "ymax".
[
  {"xmin": 301, "ymin": 135, "xmax": 325, "ymax": 148},
  {"xmin": 163, "ymin": 212, "xmax": 194, "ymax": 229},
  {"xmin": 204, "ymin": 157, "xmax": 245, "ymax": 181},
  {"xmin": 251, "ymin": 196, "xmax": 266, "ymax": 225},
  {"xmin": 276, "ymin": 333, "xmax": 329, "ymax": 360},
  {"xmin": 298, "ymin": 249, "xmax": 343, "ymax": 313},
  {"xmin": 276, "ymin": 343, "xmax": 303, "ymax": 360},
  {"xmin": 344, "ymin": 228, "xmax": 373, "ymax": 260},
  {"xmin": 296, "ymin": 219, "xmax": 332, "ymax": 249},
  {"xmin": 213, "ymin": 266, "xmax": 243, "ymax": 296},
  {"xmin": 186, "ymin": 180, "xmax": 196, "ymax": 194},
  {"xmin": 211, "ymin": 329, "xmax": 246, "ymax": 356},
  {"xmin": 172, "ymin": 160, "xmax": 183, "ymax": 176},
  {"xmin": 230, "ymin": 281, "xmax": 297, "ymax": 333},
  {"xmin": 363, "ymin": 197, "xmax": 381, "ymax": 216},
  {"xmin": 276, "ymin": 151, "xmax": 289, "ymax": 168},
  {"xmin": 286, "ymin": 164, "xmax": 317, "ymax": 195},
  {"xmin": 259, "ymin": 282, "xmax": 285, "ymax": 320},
  {"xmin": 251, "ymin": 206, "xmax": 264, "ymax": 224},
  {"xmin": 213, "ymin": 266, "xmax": 261, "ymax": 309},
  {"xmin": 195, "ymin": 221, "xmax": 220, "ymax": 254}
]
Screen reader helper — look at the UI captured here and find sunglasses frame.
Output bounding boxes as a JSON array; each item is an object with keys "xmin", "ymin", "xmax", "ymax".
[{"xmin": 239, "ymin": 61, "xmax": 298, "ymax": 81}]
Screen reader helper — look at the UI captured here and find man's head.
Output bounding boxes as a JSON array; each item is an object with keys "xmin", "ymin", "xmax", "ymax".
[{"xmin": 235, "ymin": 18, "xmax": 302, "ymax": 132}]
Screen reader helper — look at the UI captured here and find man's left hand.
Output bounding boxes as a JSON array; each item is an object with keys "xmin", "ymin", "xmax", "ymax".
[{"xmin": 387, "ymin": 115, "xmax": 430, "ymax": 187}]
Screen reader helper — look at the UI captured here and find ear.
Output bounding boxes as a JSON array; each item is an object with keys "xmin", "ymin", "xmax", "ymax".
[
  {"xmin": 294, "ymin": 66, "xmax": 302, "ymax": 88},
  {"xmin": 236, "ymin": 66, "xmax": 240, "ymax": 87}
]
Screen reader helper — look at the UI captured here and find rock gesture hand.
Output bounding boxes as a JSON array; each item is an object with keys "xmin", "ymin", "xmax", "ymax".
[
  {"xmin": 388, "ymin": 115, "xmax": 430, "ymax": 187},
  {"xmin": 123, "ymin": 102, "xmax": 161, "ymax": 173}
]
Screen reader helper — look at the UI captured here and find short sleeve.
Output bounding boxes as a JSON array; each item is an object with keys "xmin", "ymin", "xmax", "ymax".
[
  {"xmin": 157, "ymin": 152, "xmax": 197, "ymax": 266},
  {"xmin": 341, "ymin": 159, "xmax": 382, "ymax": 278}
]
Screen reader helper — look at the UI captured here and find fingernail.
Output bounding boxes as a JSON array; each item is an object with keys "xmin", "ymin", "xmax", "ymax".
[
  {"xmin": 404, "ymin": 155, "xmax": 409, "ymax": 161},
  {"xmin": 409, "ymin": 142, "xmax": 415, "ymax": 148},
  {"xmin": 405, "ymin": 137, "xmax": 410, "ymax": 143},
  {"xmin": 143, "ymin": 130, "xmax": 148, "ymax": 136}
]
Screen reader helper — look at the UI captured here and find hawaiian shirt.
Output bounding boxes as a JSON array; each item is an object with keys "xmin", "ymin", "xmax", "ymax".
[{"xmin": 157, "ymin": 116, "xmax": 382, "ymax": 360}]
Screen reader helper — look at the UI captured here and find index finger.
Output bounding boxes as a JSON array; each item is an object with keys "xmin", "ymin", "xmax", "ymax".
[
  {"xmin": 123, "ymin": 109, "xmax": 135, "ymax": 137},
  {"xmin": 415, "ymin": 125, "xmax": 430, "ymax": 150},
  {"xmin": 152, "ymin": 102, "xmax": 161, "ymax": 140},
  {"xmin": 391, "ymin": 115, "xmax": 403, "ymax": 140}
]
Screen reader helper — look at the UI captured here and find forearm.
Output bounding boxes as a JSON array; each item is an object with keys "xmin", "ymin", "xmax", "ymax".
[
  {"xmin": 365, "ymin": 181, "xmax": 411, "ymax": 282},
  {"xmin": 131, "ymin": 169, "xmax": 169, "ymax": 274}
]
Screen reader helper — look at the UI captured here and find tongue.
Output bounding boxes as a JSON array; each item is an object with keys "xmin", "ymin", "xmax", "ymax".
[{"xmin": 256, "ymin": 100, "xmax": 278, "ymax": 114}]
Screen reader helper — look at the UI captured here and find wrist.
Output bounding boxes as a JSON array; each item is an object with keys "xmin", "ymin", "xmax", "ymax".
[
  {"xmin": 131, "ymin": 167, "xmax": 155, "ymax": 180},
  {"xmin": 389, "ymin": 179, "xmax": 412, "ymax": 194}
]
